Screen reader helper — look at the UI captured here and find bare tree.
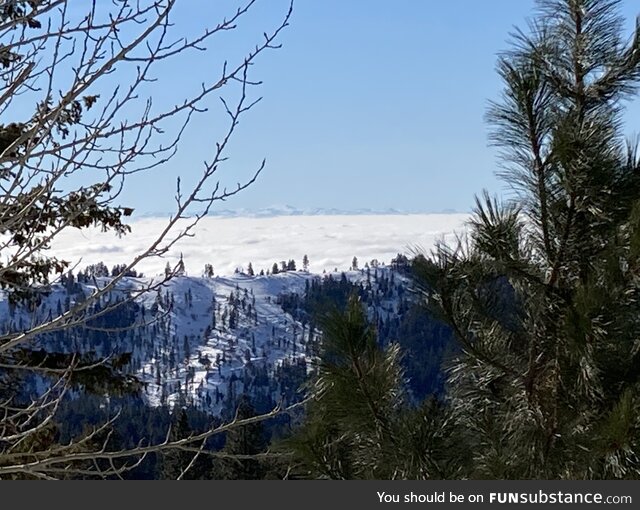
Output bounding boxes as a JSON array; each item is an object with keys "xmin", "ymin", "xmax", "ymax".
[{"xmin": 0, "ymin": 0, "xmax": 295, "ymax": 479}]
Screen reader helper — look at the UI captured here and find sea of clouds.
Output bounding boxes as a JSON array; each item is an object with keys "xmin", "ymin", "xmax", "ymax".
[{"xmin": 48, "ymin": 214, "xmax": 470, "ymax": 277}]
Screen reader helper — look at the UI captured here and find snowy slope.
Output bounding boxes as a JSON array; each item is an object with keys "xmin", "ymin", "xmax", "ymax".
[
  {"xmin": 0, "ymin": 264, "xmax": 416, "ymax": 417},
  {"xmin": 0, "ymin": 270, "xmax": 321, "ymax": 413},
  {"xmin": 137, "ymin": 271, "xmax": 317, "ymax": 413}
]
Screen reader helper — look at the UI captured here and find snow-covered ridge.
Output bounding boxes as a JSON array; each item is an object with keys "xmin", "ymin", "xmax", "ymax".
[
  {"xmin": 0, "ymin": 266, "xmax": 409, "ymax": 417},
  {"xmin": 135, "ymin": 270, "xmax": 317, "ymax": 413},
  {"xmin": 0, "ymin": 270, "xmax": 333, "ymax": 415}
]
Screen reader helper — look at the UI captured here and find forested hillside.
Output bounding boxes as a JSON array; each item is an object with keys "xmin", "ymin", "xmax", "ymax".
[{"xmin": 0, "ymin": 258, "xmax": 454, "ymax": 478}]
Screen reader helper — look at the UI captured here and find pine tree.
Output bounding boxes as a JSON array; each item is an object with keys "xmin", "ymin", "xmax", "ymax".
[
  {"xmin": 159, "ymin": 408, "xmax": 212, "ymax": 480},
  {"xmin": 413, "ymin": 0, "xmax": 640, "ymax": 479},
  {"xmin": 287, "ymin": 0, "xmax": 640, "ymax": 481},
  {"xmin": 287, "ymin": 296, "xmax": 453, "ymax": 479},
  {"xmin": 214, "ymin": 395, "xmax": 267, "ymax": 479},
  {"xmin": 159, "ymin": 409, "xmax": 192, "ymax": 479},
  {"xmin": 176, "ymin": 254, "xmax": 186, "ymax": 276}
]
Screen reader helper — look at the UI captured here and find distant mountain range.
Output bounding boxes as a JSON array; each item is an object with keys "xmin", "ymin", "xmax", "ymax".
[{"xmin": 136, "ymin": 206, "xmax": 461, "ymax": 219}]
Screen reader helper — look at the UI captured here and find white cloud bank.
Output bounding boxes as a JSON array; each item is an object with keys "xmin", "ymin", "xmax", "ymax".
[{"xmin": 48, "ymin": 214, "xmax": 470, "ymax": 277}]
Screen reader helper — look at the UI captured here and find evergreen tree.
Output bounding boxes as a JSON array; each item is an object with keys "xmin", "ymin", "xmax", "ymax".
[
  {"xmin": 176, "ymin": 254, "xmax": 186, "ymax": 276},
  {"xmin": 158, "ymin": 407, "xmax": 214, "ymax": 480},
  {"xmin": 288, "ymin": 0, "xmax": 640, "ymax": 481},
  {"xmin": 214, "ymin": 395, "xmax": 267, "ymax": 479},
  {"xmin": 159, "ymin": 409, "xmax": 192, "ymax": 479},
  {"xmin": 413, "ymin": 0, "xmax": 640, "ymax": 479},
  {"xmin": 287, "ymin": 297, "xmax": 453, "ymax": 479}
]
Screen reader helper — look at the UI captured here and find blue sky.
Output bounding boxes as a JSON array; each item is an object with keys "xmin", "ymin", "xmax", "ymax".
[{"xmin": 118, "ymin": 0, "xmax": 640, "ymax": 215}]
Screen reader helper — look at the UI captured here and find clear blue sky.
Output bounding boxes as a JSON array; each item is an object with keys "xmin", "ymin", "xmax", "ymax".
[{"xmin": 118, "ymin": 0, "xmax": 640, "ymax": 215}]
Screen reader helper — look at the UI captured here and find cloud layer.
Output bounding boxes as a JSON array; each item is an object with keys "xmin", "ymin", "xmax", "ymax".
[{"xmin": 49, "ymin": 214, "xmax": 469, "ymax": 277}]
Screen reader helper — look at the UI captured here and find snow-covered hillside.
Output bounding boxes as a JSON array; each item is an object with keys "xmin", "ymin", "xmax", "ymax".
[
  {"xmin": 136, "ymin": 271, "xmax": 318, "ymax": 414},
  {"xmin": 0, "ymin": 259, "xmax": 441, "ymax": 418}
]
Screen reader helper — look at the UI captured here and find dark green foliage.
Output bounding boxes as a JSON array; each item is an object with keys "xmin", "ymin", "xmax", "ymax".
[
  {"xmin": 287, "ymin": 297, "xmax": 456, "ymax": 479},
  {"xmin": 413, "ymin": 0, "xmax": 640, "ymax": 479},
  {"xmin": 213, "ymin": 395, "xmax": 268, "ymax": 479},
  {"xmin": 394, "ymin": 303, "xmax": 454, "ymax": 398},
  {"xmin": 13, "ymin": 350, "xmax": 140, "ymax": 396},
  {"xmin": 160, "ymin": 409, "xmax": 194, "ymax": 479},
  {"xmin": 279, "ymin": 271, "xmax": 454, "ymax": 399},
  {"xmin": 287, "ymin": 0, "xmax": 640, "ymax": 480},
  {"xmin": 281, "ymin": 273, "xmax": 357, "ymax": 320},
  {"xmin": 157, "ymin": 407, "xmax": 218, "ymax": 480},
  {"xmin": 52, "ymin": 395, "xmax": 223, "ymax": 479}
]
